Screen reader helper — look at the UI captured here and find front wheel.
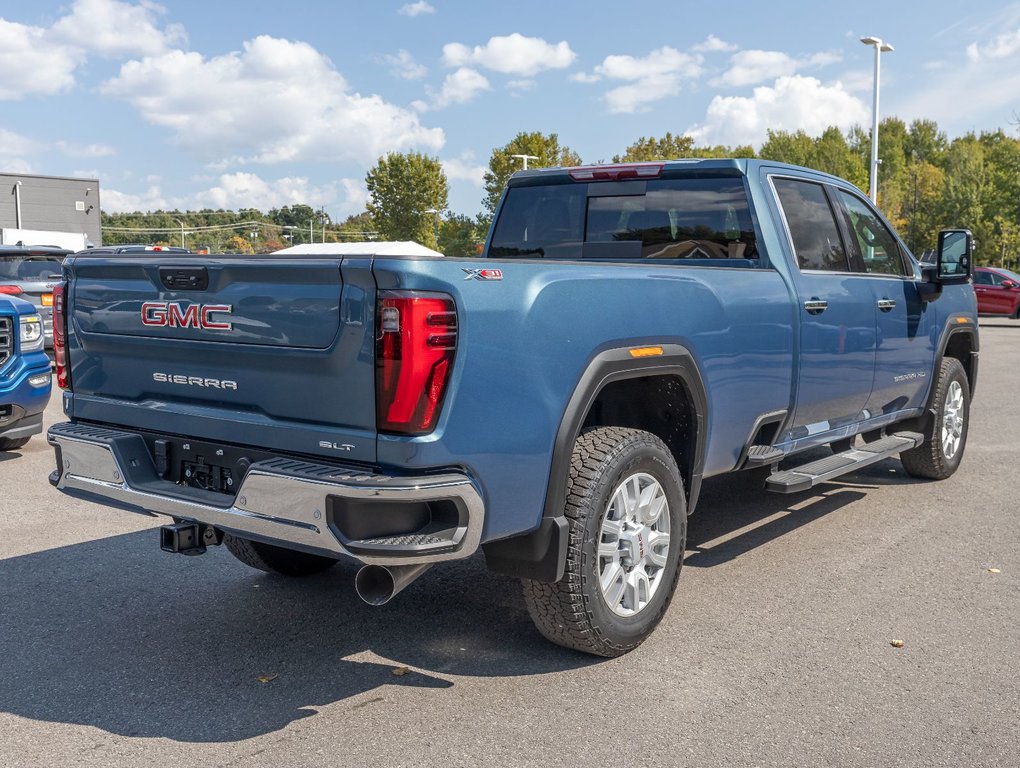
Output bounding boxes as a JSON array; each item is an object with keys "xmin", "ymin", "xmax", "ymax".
[
  {"xmin": 900, "ymin": 357, "xmax": 970, "ymax": 480},
  {"xmin": 522, "ymin": 427, "xmax": 686, "ymax": 657}
]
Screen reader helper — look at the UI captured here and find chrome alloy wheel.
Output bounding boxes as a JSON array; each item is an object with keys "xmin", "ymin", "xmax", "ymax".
[
  {"xmin": 597, "ymin": 472, "xmax": 671, "ymax": 617},
  {"xmin": 941, "ymin": 380, "xmax": 965, "ymax": 460}
]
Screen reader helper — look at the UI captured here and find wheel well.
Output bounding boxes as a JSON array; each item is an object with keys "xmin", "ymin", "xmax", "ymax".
[
  {"xmin": 580, "ymin": 374, "xmax": 696, "ymax": 499},
  {"xmin": 942, "ymin": 332, "xmax": 976, "ymax": 392}
]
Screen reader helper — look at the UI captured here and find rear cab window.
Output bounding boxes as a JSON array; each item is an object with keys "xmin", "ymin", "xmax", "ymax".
[{"xmin": 488, "ymin": 174, "xmax": 759, "ymax": 265}]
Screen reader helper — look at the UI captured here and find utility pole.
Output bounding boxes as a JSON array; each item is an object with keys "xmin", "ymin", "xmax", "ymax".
[
  {"xmin": 174, "ymin": 218, "xmax": 186, "ymax": 248},
  {"xmin": 511, "ymin": 154, "xmax": 539, "ymax": 170}
]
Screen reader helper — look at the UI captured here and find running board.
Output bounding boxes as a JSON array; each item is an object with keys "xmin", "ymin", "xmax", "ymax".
[{"xmin": 765, "ymin": 432, "xmax": 923, "ymax": 494}]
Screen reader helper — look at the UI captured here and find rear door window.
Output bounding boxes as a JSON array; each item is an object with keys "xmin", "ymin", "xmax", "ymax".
[
  {"xmin": 487, "ymin": 184, "xmax": 586, "ymax": 259},
  {"xmin": 488, "ymin": 176, "xmax": 757, "ymax": 262},
  {"xmin": 773, "ymin": 178, "xmax": 850, "ymax": 272}
]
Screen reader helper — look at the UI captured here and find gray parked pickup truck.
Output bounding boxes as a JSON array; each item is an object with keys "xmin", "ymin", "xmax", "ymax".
[{"xmin": 47, "ymin": 160, "xmax": 978, "ymax": 656}]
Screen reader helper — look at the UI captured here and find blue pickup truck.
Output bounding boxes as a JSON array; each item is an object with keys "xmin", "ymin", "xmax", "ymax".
[
  {"xmin": 1, "ymin": 296, "xmax": 52, "ymax": 450},
  {"xmin": 46, "ymin": 159, "xmax": 977, "ymax": 656}
]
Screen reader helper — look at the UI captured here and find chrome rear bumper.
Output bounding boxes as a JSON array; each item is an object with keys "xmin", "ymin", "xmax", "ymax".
[{"xmin": 48, "ymin": 421, "xmax": 484, "ymax": 566}]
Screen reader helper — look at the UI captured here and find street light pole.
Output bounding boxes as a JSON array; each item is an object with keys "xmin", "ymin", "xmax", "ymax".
[
  {"xmin": 511, "ymin": 154, "xmax": 539, "ymax": 170},
  {"xmin": 860, "ymin": 36, "xmax": 894, "ymax": 203},
  {"xmin": 423, "ymin": 208, "xmax": 441, "ymax": 249},
  {"xmin": 174, "ymin": 218, "xmax": 185, "ymax": 248}
]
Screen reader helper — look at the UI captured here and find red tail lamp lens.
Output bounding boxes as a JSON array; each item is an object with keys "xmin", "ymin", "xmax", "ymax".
[{"xmin": 376, "ymin": 293, "xmax": 457, "ymax": 434}]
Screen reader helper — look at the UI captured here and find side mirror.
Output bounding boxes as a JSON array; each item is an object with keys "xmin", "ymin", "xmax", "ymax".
[
  {"xmin": 936, "ymin": 229, "xmax": 974, "ymax": 284},
  {"xmin": 1002, "ymin": 279, "xmax": 1016, "ymax": 289}
]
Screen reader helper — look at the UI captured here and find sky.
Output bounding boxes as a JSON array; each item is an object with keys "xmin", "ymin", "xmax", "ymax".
[{"xmin": 2, "ymin": 0, "xmax": 1020, "ymax": 221}]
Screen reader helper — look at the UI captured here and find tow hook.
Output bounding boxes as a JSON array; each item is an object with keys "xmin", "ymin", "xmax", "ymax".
[{"xmin": 159, "ymin": 521, "xmax": 223, "ymax": 556}]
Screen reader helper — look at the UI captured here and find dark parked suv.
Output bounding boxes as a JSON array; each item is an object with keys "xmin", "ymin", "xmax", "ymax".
[{"xmin": 0, "ymin": 245, "xmax": 72, "ymax": 350}]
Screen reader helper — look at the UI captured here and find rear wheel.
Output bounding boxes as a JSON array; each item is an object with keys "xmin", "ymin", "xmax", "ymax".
[
  {"xmin": 522, "ymin": 427, "xmax": 686, "ymax": 657},
  {"xmin": 900, "ymin": 357, "xmax": 970, "ymax": 480},
  {"xmin": 0, "ymin": 437, "xmax": 30, "ymax": 451},
  {"xmin": 223, "ymin": 534, "xmax": 339, "ymax": 577}
]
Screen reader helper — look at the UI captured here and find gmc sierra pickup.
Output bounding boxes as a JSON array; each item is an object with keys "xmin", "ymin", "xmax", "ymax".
[{"xmin": 47, "ymin": 159, "xmax": 978, "ymax": 656}]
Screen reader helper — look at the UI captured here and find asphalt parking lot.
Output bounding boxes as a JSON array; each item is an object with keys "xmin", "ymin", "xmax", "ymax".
[{"xmin": 1, "ymin": 320, "xmax": 1018, "ymax": 768}]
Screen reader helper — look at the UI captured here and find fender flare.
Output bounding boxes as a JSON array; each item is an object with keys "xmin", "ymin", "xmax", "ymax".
[{"xmin": 483, "ymin": 342, "xmax": 709, "ymax": 582}]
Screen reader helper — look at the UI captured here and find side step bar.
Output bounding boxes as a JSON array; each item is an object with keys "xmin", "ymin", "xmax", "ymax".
[{"xmin": 765, "ymin": 432, "xmax": 923, "ymax": 494}]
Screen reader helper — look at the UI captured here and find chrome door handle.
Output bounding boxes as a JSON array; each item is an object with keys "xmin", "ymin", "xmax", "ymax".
[
  {"xmin": 803, "ymin": 298, "xmax": 828, "ymax": 315},
  {"xmin": 877, "ymin": 298, "xmax": 896, "ymax": 312}
]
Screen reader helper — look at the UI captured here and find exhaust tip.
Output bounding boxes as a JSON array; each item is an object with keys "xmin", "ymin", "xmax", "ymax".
[{"xmin": 355, "ymin": 565, "xmax": 397, "ymax": 606}]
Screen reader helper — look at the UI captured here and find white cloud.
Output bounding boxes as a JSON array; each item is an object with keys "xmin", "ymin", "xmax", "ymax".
[
  {"xmin": 103, "ymin": 173, "xmax": 369, "ymax": 219},
  {"xmin": 55, "ymin": 141, "xmax": 117, "ymax": 158},
  {"xmin": 50, "ymin": 0, "xmax": 186, "ymax": 57},
  {"xmin": 102, "ymin": 185, "xmax": 169, "ymax": 213},
  {"xmin": 101, "ymin": 35, "xmax": 445, "ymax": 165},
  {"xmin": 0, "ymin": 129, "xmax": 115, "ymax": 170},
  {"xmin": 966, "ymin": 27, "xmax": 1020, "ymax": 60},
  {"xmin": 692, "ymin": 34, "xmax": 737, "ymax": 53},
  {"xmin": 398, "ymin": 1, "xmax": 435, "ymax": 17},
  {"xmin": 0, "ymin": 0, "xmax": 184, "ymax": 100},
  {"xmin": 506, "ymin": 78, "xmax": 535, "ymax": 91},
  {"xmin": 899, "ymin": 33, "xmax": 1020, "ymax": 135},
  {"xmin": 425, "ymin": 67, "xmax": 490, "ymax": 109},
  {"xmin": 442, "ymin": 33, "xmax": 576, "ymax": 76},
  {"xmin": 191, "ymin": 172, "xmax": 339, "ymax": 212},
  {"xmin": 569, "ymin": 71, "xmax": 602, "ymax": 84},
  {"xmin": 688, "ymin": 75, "xmax": 869, "ymax": 147},
  {"xmin": 382, "ymin": 49, "xmax": 427, "ymax": 80},
  {"xmin": 713, "ymin": 49, "xmax": 842, "ymax": 87},
  {"xmin": 442, "ymin": 154, "xmax": 486, "ymax": 186},
  {"xmin": 0, "ymin": 128, "xmax": 42, "ymax": 157},
  {"xmin": 589, "ymin": 47, "xmax": 703, "ymax": 113},
  {"xmin": 0, "ymin": 19, "xmax": 82, "ymax": 99}
]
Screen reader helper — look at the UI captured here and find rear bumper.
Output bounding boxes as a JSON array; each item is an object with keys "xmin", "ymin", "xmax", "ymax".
[{"xmin": 48, "ymin": 421, "xmax": 485, "ymax": 567}]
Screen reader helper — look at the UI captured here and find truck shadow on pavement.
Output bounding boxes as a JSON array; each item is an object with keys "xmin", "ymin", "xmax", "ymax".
[
  {"xmin": 0, "ymin": 454, "xmax": 924, "ymax": 743},
  {"xmin": 686, "ymin": 455, "xmax": 922, "ymax": 567},
  {"xmin": 0, "ymin": 529, "xmax": 596, "ymax": 743}
]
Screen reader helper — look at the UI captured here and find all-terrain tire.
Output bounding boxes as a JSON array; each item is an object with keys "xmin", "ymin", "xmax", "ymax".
[
  {"xmin": 522, "ymin": 427, "xmax": 686, "ymax": 657},
  {"xmin": 900, "ymin": 357, "xmax": 970, "ymax": 480},
  {"xmin": 0, "ymin": 437, "xmax": 30, "ymax": 451},
  {"xmin": 223, "ymin": 534, "xmax": 339, "ymax": 577}
]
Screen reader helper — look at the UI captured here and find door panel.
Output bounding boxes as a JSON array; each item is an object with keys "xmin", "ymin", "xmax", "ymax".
[{"xmin": 867, "ymin": 277, "xmax": 934, "ymax": 415}]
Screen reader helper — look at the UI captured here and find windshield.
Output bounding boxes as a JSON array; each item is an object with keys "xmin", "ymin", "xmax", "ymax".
[
  {"xmin": 488, "ymin": 176, "xmax": 758, "ymax": 261},
  {"xmin": 0, "ymin": 255, "xmax": 65, "ymax": 280},
  {"xmin": 1000, "ymin": 269, "xmax": 1020, "ymax": 283}
]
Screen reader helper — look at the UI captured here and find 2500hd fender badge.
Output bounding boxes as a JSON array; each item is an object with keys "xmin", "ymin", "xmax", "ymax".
[
  {"xmin": 141, "ymin": 301, "xmax": 233, "ymax": 330},
  {"xmin": 153, "ymin": 373, "xmax": 238, "ymax": 390}
]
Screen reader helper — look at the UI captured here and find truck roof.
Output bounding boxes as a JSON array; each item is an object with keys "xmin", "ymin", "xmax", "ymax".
[{"xmin": 508, "ymin": 158, "xmax": 852, "ymax": 187}]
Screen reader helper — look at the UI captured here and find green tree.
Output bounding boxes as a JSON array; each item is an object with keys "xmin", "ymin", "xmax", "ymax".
[
  {"xmin": 612, "ymin": 132, "xmax": 695, "ymax": 162},
  {"xmin": 483, "ymin": 132, "xmax": 582, "ymax": 219},
  {"xmin": 438, "ymin": 213, "xmax": 485, "ymax": 257},
  {"xmin": 365, "ymin": 152, "xmax": 449, "ymax": 249},
  {"xmin": 335, "ymin": 211, "xmax": 378, "ymax": 241},
  {"xmin": 758, "ymin": 129, "xmax": 815, "ymax": 167}
]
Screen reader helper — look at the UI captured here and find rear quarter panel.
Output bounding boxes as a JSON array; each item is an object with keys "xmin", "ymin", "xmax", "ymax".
[{"xmin": 373, "ymin": 257, "xmax": 794, "ymax": 541}]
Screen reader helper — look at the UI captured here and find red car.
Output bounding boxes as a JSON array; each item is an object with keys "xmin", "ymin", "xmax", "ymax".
[{"xmin": 974, "ymin": 267, "xmax": 1020, "ymax": 317}]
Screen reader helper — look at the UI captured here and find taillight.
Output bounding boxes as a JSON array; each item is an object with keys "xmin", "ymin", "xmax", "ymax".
[
  {"xmin": 53, "ymin": 282, "xmax": 70, "ymax": 389},
  {"xmin": 375, "ymin": 292, "xmax": 457, "ymax": 434},
  {"xmin": 0, "ymin": 285, "xmax": 23, "ymax": 295}
]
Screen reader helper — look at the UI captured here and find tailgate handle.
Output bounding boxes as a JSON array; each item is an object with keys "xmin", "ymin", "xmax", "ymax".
[{"xmin": 159, "ymin": 266, "xmax": 209, "ymax": 291}]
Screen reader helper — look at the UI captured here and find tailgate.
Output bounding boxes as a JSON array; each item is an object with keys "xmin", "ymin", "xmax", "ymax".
[{"xmin": 65, "ymin": 256, "xmax": 378, "ymax": 462}]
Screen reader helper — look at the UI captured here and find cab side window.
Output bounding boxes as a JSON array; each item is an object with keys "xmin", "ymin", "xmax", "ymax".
[
  {"xmin": 773, "ymin": 178, "xmax": 850, "ymax": 272},
  {"xmin": 974, "ymin": 271, "xmax": 993, "ymax": 286},
  {"xmin": 836, "ymin": 190, "xmax": 909, "ymax": 277}
]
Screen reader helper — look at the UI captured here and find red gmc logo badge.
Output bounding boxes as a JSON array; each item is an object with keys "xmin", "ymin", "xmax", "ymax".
[{"xmin": 141, "ymin": 301, "xmax": 233, "ymax": 330}]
